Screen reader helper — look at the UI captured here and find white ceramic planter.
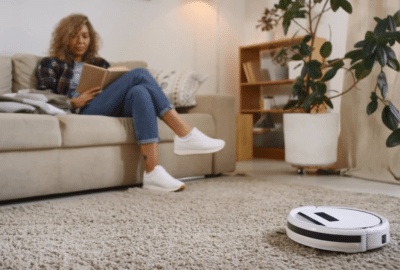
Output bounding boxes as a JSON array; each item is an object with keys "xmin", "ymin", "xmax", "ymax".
[{"xmin": 283, "ymin": 113, "xmax": 339, "ymax": 167}]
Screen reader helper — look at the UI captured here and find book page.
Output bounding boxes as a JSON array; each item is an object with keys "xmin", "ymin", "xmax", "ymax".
[{"xmin": 101, "ymin": 70, "xmax": 129, "ymax": 89}]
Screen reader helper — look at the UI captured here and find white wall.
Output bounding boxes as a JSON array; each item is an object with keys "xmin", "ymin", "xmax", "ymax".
[{"xmin": 0, "ymin": 0, "xmax": 247, "ymax": 97}]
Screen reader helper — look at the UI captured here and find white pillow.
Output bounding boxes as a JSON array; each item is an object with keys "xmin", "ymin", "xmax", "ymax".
[{"xmin": 149, "ymin": 69, "xmax": 207, "ymax": 108}]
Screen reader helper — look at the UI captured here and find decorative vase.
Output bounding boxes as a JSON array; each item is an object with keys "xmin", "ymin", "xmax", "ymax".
[{"xmin": 283, "ymin": 113, "xmax": 339, "ymax": 167}]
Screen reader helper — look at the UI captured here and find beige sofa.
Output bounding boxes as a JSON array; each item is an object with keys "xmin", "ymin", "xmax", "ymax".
[{"xmin": 0, "ymin": 54, "xmax": 236, "ymax": 202}]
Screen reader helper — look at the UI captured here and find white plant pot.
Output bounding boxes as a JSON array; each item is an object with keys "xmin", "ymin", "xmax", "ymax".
[{"xmin": 283, "ymin": 113, "xmax": 339, "ymax": 167}]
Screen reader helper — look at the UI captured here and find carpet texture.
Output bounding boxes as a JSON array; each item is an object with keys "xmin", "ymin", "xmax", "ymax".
[{"xmin": 1, "ymin": 175, "xmax": 399, "ymax": 269}]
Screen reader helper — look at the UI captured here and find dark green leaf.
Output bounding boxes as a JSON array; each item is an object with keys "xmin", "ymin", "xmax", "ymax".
[
  {"xmin": 340, "ymin": 0, "xmax": 352, "ymax": 14},
  {"xmin": 292, "ymin": 83, "xmax": 303, "ymax": 97},
  {"xmin": 351, "ymin": 62, "xmax": 372, "ymax": 80},
  {"xmin": 363, "ymin": 38, "xmax": 378, "ymax": 56},
  {"xmin": 302, "ymin": 35, "xmax": 312, "ymax": 44},
  {"xmin": 380, "ymin": 31, "xmax": 400, "ymax": 41},
  {"xmin": 370, "ymin": 92, "xmax": 378, "ymax": 102},
  {"xmin": 320, "ymin": 41, "xmax": 333, "ymax": 58},
  {"xmin": 382, "ymin": 105, "xmax": 399, "ymax": 131},
  {"xmin": 377, "ymin": 72, "xmax": 388, "ymax": 98},
  {"xmin": 302, "ymin": 92, "xmax": 318, "ymax": 111},
  {"xmin": 328, "ymin": 58, "xmax": 345, "ymax": 69},
  {"xmin": 387, "ymin": 58, "xmax": 400, "ymax": 71},
  {"xmin": 367, "ymin": 101, "xmax": 378, "ymax": 115},
  {"xmin": 299, "ymin": 43, "xmax": 312, "ymax": 56},
  {"xmin": 388, "ymin": 16, "xmax": 397, "ymax": 32},
  {"xmin": 389, "ymin": 101, "xmax": 400, "ymax": 122},
  {"xmin": 365, "ymin": 31, "xmax": 375, "ymax": 40},
  {"xmin": 330, "ymin": 0, "xmax": 340, "ymax": 12},
  {"xmin": 393, "ymin": 10, "xmax": 400, "ymax": 26},
  {"xmin": 374, "ymin": 17, "xmax": 382, "ymax": 23},
  {"xmin": 324, "ymin": 97, "xmax": 334, "ymax": 109},
  {"xmin": 376, "ymin": 46, "xmax": 388, "ymax": 66},
  {"xmin": 291, "ymin": 54, "xmax": 303, "ymax": 61},
  {"xmin": 354, "ymin": 40, "xmax": 365, "ymax": 48},
  {"xmin": 345, "ymin": 49, "xmax": 363, "ymax": 59},
  {"xmin": 276, "ymin": 0, "xmax": 292, "ymax": 10},
  {"xmin": 362, "ymin": 56, "xmax": 376, "ymax": 70},
  {"xmin": 283, "ymin": 18, "xmax": 291, "ymax": 36},
  {"xmin": 383, "ymin": 46, "xmax": 397, "ymax": 60},
  {"xmin": 374, "ymin": 18, "xmax": 388, "ymax": 36},
  {"xmin": 386, "ymin": 129, "xmax": 400, "ymax": 147},
  {"xmin": 284, "ymin": 100, "xmax": 299, "ymax": 110},
  {"xmin": 304, "ymin": 60, "xmax": 323, "ymax": 79},
  {"xmin": 321, "ymin": 68, "xmax": 338, "ymax": 82}
]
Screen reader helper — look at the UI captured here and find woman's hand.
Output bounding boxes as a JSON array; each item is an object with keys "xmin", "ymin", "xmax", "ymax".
[{"xmin": 69, "ymin": 87, "xmax": 101, "ymax": 108}]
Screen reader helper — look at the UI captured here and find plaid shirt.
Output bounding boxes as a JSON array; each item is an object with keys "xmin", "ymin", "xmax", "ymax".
[{"xmin": 36, "ymin": 57, "xmax": 110, "ymax": 96}]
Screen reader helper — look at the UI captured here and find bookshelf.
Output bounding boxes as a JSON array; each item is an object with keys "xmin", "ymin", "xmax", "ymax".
[{"xmin": 236, "ymin": 36, "xmax": 326, "ymax": 161}]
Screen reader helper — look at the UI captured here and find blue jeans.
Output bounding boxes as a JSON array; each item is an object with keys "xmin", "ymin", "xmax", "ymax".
[{"xmin": 80, "ymin": 68, "xmax": 175, "ymax": 145}]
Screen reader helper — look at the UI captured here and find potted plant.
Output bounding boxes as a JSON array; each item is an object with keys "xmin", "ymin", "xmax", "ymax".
[{"xmin": 257, "ymin": 0, "xmax": 400, "ymax": 167}]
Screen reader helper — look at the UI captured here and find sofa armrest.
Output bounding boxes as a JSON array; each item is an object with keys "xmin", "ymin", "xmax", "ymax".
[{"xmin": 186, "ymin": 94, "xmax": 236, "ymax": 174}]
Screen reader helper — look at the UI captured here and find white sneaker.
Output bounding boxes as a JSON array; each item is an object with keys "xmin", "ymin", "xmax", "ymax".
[
  {"xmin": 143, "ymin": 165, "xmax": 185, "ymax": 192},
  {"xmin": 174, "ymin": 127, "xmax": 225, "ymax": 155}
]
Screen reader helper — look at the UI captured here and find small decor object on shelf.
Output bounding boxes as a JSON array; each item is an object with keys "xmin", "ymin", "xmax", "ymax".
[{"xmin": 262, "ymin": 96, "xmax": 275, "ymax": 110}]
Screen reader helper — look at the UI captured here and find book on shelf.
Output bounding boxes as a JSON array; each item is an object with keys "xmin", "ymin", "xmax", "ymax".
[
  {"xmin": 76, "ymin": 64, "xmax": 129, "ymax": 94},
  {"xmin": 242, "ymin": 60, "xmax": 263, "ymax": 83}
]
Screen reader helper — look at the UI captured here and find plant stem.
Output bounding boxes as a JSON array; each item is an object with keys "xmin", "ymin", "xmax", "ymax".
[
  {"xmin": 321, "ymin": 57, "xmax": 346, "ymax": 69},
  {"xmin": 312, "ymin": 7, "xmax": 332, "ymax": 22},
  {"xmin": 330, "ymin": 80, "xmax": 360, "ymax": 99},
  {"xmin": 292, "ymin": 19, "xmax": 311, "ymax": 34}
]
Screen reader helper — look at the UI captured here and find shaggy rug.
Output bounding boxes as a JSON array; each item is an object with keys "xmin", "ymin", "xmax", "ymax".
[{"xmin": 0, "ymin": 175, "xmax": 399, "ymax": 270}]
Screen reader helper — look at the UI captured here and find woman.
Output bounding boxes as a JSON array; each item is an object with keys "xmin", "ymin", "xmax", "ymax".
[{"xmin": 36, "ymin": 14, "xmax": 225, "ymax": 192}]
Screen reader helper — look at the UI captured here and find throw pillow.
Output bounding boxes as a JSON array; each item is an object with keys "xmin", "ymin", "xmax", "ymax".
[
  {"xmin": 149, "ymin": 69, "xmax": 207, "ymax": 108},
  {"xmin": 0, "ymin": 56, "xmax": 12, "ymax": 95},
  {"xmin": 12, "ymin": 53, "xmax": 43, "ymax": 92}
]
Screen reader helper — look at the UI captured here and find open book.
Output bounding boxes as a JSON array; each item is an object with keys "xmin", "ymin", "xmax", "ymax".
[{"xmin": 76, "ymin": 63, "xmax": 129, "ymax": 94}]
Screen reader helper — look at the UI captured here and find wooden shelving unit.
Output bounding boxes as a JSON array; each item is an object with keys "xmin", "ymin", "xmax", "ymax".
[{"xmin": 236, "ymin": 36, "xmax": 326, "ymax": 161}]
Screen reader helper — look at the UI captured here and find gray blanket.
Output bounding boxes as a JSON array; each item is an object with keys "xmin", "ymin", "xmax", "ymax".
[{"xmin": 0, "ymin": 89, "xmax": 72, "ymax": 115}]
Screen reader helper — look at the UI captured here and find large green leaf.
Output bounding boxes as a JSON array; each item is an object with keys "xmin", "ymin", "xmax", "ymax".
[
  {"xmin": 362, "ymin": 55, "xmax": 377, "ymax": 70},
  {"xmin": 354, "ymin": 40, "xmax": 366, "ymax": 48},
  {"xmin": 363, "ymin": 38, "xmax": 378, "ymax": 56},
  {"xmin": 374, "ymin": 18, "xmax": 388, "ymax": 37},
  {"xmin": 320, "ymin": 41, "xmax": 333, "ymax": 58},
  {"xmin": 382, "ymin": 105, "xmax": 399, "ymax": 131},
  {"xmin": 386, "ymin": 129, "xmax": 400, "ymax": 147},
  {"xmin": 302, "ymin": 35, "xmax": 312, "ymax": 44},
  {"xmin": 345, "ymin": 49, "xmax": 363, "ymax": 63},
  {"xmin": 302, "ymin": 92, "xmax": 318, "ymax": 111},
  {"xmin": 389, "ymin": 101, "xmax": 400, "ymax": 122},
  {"xmin": 328, "ymin": 58, "xmax": 345, "ymax": 69},
  {"xmin": 376, "ymin": 46, "xmax": 388, "ymax": 66},
  {"xmin": 304, "ymin": 60, "xmax": 323, "ymax": 79},
  {"xmin": 276, "ymin": 0, "xmax": 292, "ymax": 10},
  {"xmin": 377, "ymin": 72, "xmax": 388, "ymax": 98},
  {"xmin": 324, "ymin": 97, "xmax": 334, "ymax": 109},
  {"xmin": 321, "ymin": 68, "xmax": 338, "ymax": 82},
  {"xmin": 387, "ymin": 58, "xmax": 400, "ymax": 71},
  {"xmin": 340, "ymin": 0, "xmax": 352, "ymax": 14},
  {"xmin": 330, "ymin": 0, "xmax": 340, "ymax": 12},
  {"xmin": 351, "ymin": 62, "xmax": 372, "ymax": 80},
  {"xmin": 367, "ymin": 100, "xmax": 378, "ymax": 115},
  {"xmin": 284, "ymin": 100, "xmax": 299, "ymax": 110},
  {"xmin": 383, "ymin": 45, "xmax": 397, "ymax": 60},
  {"xmin": 387, "ymin": 16, "xmax": 397, "ymax": 32},
  {"xmin": 393, "ymin": 10, "xmax": 400, "ymax": 26}
]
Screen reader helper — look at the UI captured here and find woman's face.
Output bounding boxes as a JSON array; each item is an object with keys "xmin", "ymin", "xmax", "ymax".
[{"xmin": 68, "ymin": 24, "xmax": 90, "ymax": 61}]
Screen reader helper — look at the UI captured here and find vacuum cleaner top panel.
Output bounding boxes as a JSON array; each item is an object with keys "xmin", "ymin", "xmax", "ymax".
[{"xmin": 296, "ymin": 207, "xmax": 382, "ymax": 229}]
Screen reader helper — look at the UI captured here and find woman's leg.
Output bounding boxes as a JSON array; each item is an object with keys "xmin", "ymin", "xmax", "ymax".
[{"xmin": 140, "ymin": 143, "xmax": 159, "ymax": 173}]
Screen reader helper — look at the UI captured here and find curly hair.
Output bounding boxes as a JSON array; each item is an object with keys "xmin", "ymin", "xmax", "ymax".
[{"xmin": 49, "ymin": 14, "xmax": 101, "ymax": 64}]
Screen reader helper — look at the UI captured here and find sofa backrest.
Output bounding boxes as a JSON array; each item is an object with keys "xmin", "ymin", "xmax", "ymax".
[
  {"xmin": 0, "ymin": 56, "xmax": 12, "ymax": 95},
  {"xmin": 0, "ymin": 53, "xmax": 148, "ymax": 94}
]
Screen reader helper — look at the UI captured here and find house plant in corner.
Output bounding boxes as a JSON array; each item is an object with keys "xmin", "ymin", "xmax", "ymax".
[{"xmin": 257, "ymin": 0, "xmax": 400, "ymax": 168}]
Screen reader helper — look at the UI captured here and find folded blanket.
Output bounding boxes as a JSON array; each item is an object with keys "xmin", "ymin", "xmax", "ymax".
[{"xmin": 0, "ymin": 89, "xmax": 72, "ymax": 115}]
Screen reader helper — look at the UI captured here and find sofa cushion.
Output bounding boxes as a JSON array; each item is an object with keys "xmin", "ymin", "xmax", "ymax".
[
  {"xmin": 149, "ymin": 69, "xmax": 207, "ymax": 108},
  {"xmin": 12, "ymin": 53, "xmax": 43, "ymax": 93},
  {"xmin": 57, "ymin": 113, "xmax": 215, "ymax": 147},
  {"xmin": 0, "ymin": 56, "xmax": 12, "ymax": 95},
  {"xmin": 110, "ymin": 61, "xmax": 148, "ymax": 70},
  {"xmin": 0, "ymin": 113, "xmax": 62, "ymax": 151}
]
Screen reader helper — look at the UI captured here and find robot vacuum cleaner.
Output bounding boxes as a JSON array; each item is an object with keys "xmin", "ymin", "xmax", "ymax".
[{"xmin": 286, "ymin": 206, "xmax": 390, "ymax": 253}]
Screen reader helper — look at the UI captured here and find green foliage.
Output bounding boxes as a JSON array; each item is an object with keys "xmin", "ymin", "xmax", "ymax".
[{"xmin": 257, "ymin": 0, "xmax": 400, "ymax": 147}]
